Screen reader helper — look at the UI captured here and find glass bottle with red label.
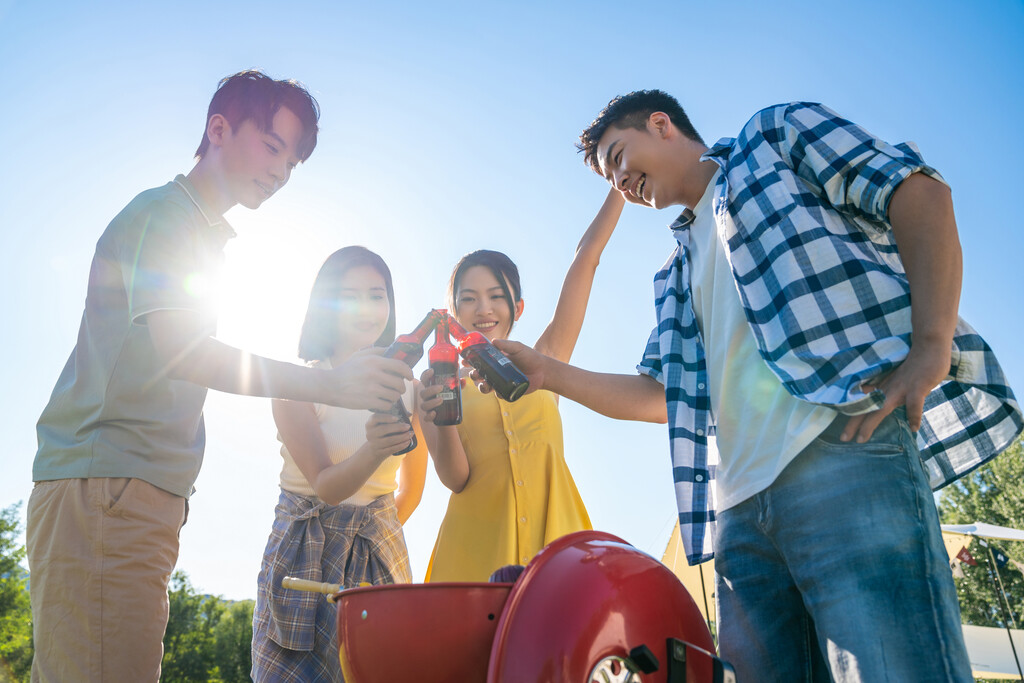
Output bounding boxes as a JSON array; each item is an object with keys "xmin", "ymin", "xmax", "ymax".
[
  {"xmin": 376, "ymin": 310, "xmax": 442, "ymax": 453},
  {"xmin": 427, "ymin": 310, "xmax": 462, "ymax": 426},
  {"xmin": 446, "ymin": 314, "xmax": 529, "ymax": 402}
]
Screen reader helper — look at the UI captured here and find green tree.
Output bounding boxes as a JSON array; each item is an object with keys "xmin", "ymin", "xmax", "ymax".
[
  {"xmin": 162, "ymin": 570, "xmax": 257, "ymax": 682},
  {"xmin": 939, "ymin": 435, "xmax": 1024, "ymax": 628},
  {"xmin": 0, "ymin": 503, "xmax": 32, "ymax": 683},
  {"xmin": 162, "ymin": 570, "xmax": 225, "ymax": 682},
  {"xmin": 212, "ymin": 599, "xmax": 254, "ymax": 683},
  {"xmin": 939, "ymin": 434, "xmax": 1024, "ymax": 682}
]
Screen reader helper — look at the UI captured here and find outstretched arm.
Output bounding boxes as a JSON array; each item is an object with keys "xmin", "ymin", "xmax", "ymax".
[
  {"xmin": 491, "ymin": 339, "xmax": 666, "ymax": 423},
  {"xmin": 534, "ymin": 188, "xmax": 625, "ymax": 362},
  {"xmin": 146, "ymin": 309, "xmax": 412, "ymax": 411},
  {"xmin": 841, "ymin": 172, "xmax": 962, "ymax": 442}
]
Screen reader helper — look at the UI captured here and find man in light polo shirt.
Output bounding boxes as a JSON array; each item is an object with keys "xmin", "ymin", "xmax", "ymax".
[{"xmin": 28, "ymin": 70, "xmax": 413, "ymax": 683}]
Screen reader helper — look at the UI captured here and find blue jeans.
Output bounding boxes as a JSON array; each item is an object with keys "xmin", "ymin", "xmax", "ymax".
[{"xmin": 714, "ymin": 410, "xmax": 973, "ymax": 682}]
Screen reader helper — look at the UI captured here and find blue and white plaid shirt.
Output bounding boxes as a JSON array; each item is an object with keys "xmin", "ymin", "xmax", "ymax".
[{"xmin": 638, "ymin": 102, "xmax": 1023, "ymax": 565}]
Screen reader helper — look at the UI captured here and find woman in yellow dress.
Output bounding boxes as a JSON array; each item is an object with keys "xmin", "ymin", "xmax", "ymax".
[{"xmin": 419, "ymin": 190, "xmax": 624, "ymax": 581}]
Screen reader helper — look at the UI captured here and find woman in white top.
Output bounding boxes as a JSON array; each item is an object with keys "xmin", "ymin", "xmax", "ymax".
[{"xmin": 251, "ymin": 246, "xmax": 427, "ymax": 682}]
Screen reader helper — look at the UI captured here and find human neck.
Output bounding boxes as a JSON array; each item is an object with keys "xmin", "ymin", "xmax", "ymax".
[
  {"xmin": 677, "ymin": 139, "xmax": 717, "ymax": 209},
  {"xmin": 186, "ymin": 157, "xmax": 235, "ymax": 217}
]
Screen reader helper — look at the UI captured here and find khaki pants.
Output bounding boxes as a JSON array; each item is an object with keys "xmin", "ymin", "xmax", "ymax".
[{"xmin": 27, "ymin": 478, "xmax": 186, "ymax": 683}]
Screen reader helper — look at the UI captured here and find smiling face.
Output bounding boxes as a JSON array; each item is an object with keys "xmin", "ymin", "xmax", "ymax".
[
  {"xmin": 335, "ymin": 265, "xmax": 392, "ymax": 354},
  {"xmin": 453, "ymin": 265, "xmax": 523, "ymax": 342},
  {"xmin": 595, "ymin": 113, "xmax": 685, "ymax": 209},
  {"xmin": 219, "ymin": 105, "xmax": 306, "ymax": 210}
]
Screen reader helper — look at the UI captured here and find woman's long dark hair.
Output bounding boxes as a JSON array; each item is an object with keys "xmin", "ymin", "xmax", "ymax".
[{"xmin": 298, "ymin": 246, "xmax": 396, "ymax": 362}]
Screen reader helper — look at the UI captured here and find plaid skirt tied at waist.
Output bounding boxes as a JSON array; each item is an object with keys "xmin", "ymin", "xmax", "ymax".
[{"xmin": 259, "ymin": 489, "xmax": 412, "ymax": 651}]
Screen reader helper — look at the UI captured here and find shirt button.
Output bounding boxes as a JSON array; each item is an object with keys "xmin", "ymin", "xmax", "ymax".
[
  {"xmin": 516, "ymin": 480, "xmax": 524, "ymax": 486},
  {"xmin": 507, "ymin": 430, "xmax": 513, "ymax": 436},
  {"xmin": 696, "ymin": 429, "xmax": 705, "ymax": 436},
  {"xmin": 695, "ymin": 474, "xmax": 704, "ymax": 482},
  {"xmin": 522, "ymin": 557, "xmax": 529, "ymax": 563},
  {"xmin": 503, "ymin": 412, "xmax": 509, "ymax": 417},
  {"xmin": 697, "ymin": 383, "xmax": 705, "ymax": 390},
  {"xmin": 511, "ymin": 449, "xmax": 517, "ymax": 454},
  {"xmin": 519, "ymin": 517, "xmax": 527, "ymax": 523}
]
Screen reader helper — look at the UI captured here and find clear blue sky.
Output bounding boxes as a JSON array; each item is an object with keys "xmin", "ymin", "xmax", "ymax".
[{"xmin": 2, "ymin": 0, "xmax": 1021, "ymax": 601}]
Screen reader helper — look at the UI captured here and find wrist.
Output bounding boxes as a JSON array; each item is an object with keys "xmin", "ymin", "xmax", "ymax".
[{"xmin": 910, "ymin": 333, "xmax": 954, "ymax": 352}]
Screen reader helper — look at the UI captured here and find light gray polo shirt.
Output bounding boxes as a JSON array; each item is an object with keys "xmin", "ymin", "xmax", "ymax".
[{"xmin": 34, "ymin": 175, "xmax": 235, "ymax": 498}]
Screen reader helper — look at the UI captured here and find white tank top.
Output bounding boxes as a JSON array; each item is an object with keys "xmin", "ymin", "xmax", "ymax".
[{"xmin": 278, "ymin": 359, "xmax": 414, "ymax": 505}]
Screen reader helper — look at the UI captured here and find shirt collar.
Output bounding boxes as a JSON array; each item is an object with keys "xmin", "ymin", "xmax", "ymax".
[
  {"xmin": 702, "ymin": 137, "xmax": 735, "ymax": 160},
  {"xmin": 669, "ymin": 208, "xmax": 695, "ymax": 241},
  {"xmin": 668, "ymin": 164, "xmax": 723, "ymax": 244},
  {"xmin": 172, "ymin": 174, "xmax": 236, "ymax": 245}
]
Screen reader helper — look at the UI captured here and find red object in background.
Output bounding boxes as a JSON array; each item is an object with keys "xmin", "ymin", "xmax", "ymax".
[
  {"xmin": 428, "ymin": 311, "xmax": 462, "ymax": 426},
  {"xmin": 446, "ymin": 315, "xmax": 529, "ymax": 402},
  {"xmin": 333, "ymin": 530, "xmax": 734, "ymax": 682},
  {"xmin": 956, "ymin": 546, "xmax": 978, "ymax": 566}
]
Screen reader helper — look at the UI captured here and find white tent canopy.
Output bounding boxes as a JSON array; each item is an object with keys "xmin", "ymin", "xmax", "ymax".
[{"xmin": 942, "ymin": 522, "xmax": 1024, "ymax": 543}]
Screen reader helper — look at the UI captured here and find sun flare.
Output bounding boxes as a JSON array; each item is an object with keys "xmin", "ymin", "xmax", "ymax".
[{"xmin": 212, "ymin": 213, "xmax": 321, "ymax": 363}]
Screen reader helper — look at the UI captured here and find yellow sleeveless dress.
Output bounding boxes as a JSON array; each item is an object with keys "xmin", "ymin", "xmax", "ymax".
[{"xmin": 425, "ymin": 383, "xmax": 592, "ymax": 582}]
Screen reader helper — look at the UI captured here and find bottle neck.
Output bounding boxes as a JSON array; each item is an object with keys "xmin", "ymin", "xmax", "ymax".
[
  {"xmin": 446, "ymin": 316, "xmax": 488, "ymax": 351},
  {"xmin": 430, "ymin": 322, "xmax": 458, "ymax": 362},
  {"xmin": 433, "ymin": 322, "xmax": 452, "ymax": 346},
  {"xmin": 400, "ymin": 310, "xmax": 442, "ymax": 344},
  {"xmin": 446, "ymin": 315, "xmax": 469, "ymax": 339}
]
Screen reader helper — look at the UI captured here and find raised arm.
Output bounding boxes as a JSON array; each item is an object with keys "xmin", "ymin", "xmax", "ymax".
[
  {"xmin": 272, "ymin": 399, "xmax": 419, "ymax": 506},
  {"xmin": 533, "ymin": 188, "xmax": 625, "ymax": 362},
  {"xmin": 146, "ymin": 308, "xmax": 412, "ymax": 411}
]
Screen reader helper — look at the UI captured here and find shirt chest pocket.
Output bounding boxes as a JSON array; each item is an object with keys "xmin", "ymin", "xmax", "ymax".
[{"xmin": 730, "ymin": 165, "xmax": 799, "ymax": 244}]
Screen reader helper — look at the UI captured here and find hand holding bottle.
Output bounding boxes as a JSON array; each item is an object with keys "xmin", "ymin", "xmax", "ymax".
[
  {"xmin": 364, "ymin": 412, "xmax": 416, "ymax": 458},
  {"xmin": 427, "ymin": 312, "xmax": 463, "ymax": 425},
  {"xmin": 446, "ymin": 315, "xmax": 530, "ymax": 402},
  {"xmin": 417, "ymin": 367, "xmax": 467, "ymax": 424},
  {"xmin": 327, "ymin": 348, "xmax": 414, "ymax": 412},
  {"xmin": 470, "ymin": 339, "xmax": 545, "ymax": 397}
]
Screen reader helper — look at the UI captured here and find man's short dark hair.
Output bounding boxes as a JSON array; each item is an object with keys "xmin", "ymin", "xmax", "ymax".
[
  {"xmin": 195, "ymin": 70, "xmax": 321, "ymax": 162},
  {"xmin": 577, "ymin": 89, "xmax": 703, "ymax": 173}
]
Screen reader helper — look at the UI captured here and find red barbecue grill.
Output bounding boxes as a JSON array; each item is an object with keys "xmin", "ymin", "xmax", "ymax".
[{"xmin": 289, "ymin": 530, "xmax": 735, "ymax": 683}]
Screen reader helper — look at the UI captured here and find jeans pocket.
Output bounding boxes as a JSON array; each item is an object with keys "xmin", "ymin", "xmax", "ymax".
[{"xmin": 811, "ymin": 412, "xmax": 906, "ymax": 458}]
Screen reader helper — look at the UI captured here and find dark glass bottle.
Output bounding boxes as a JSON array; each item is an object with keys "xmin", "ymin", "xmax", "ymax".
[
  {"xmin": 386, "ymin": 398, "xmax": 418, "ymax": 456},
  {"xmin": 427, "ymin": 311, "xmax": 462, "ymax": 426},
  {"xmin": 446, "ymin": 315, "xmax": 529, "ymax": 402},
  {"xmin": 376, "ymin": 310, "xmax": 442, "ymax": 454},
  {"xmin": 380, "ymin": 310, "xmax": 442, "ymax": 369}
]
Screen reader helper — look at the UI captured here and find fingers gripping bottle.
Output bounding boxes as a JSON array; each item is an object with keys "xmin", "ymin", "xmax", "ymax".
[
  {"xmin": 446, "ymin": 314, "xmax": 529, "ymax": 402},
  {"xmin": 376, "ymin": 310, "xmax": 442, "ymax": 454},
  {"xmin": 427, "ymin": 310, "xmax": 463, "ymax": 426}
]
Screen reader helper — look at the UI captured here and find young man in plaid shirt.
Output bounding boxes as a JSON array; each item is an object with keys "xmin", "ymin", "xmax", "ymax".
[{"xmin": 493, "ymin": 91, "xmax": 1022, "ymax": 681}]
